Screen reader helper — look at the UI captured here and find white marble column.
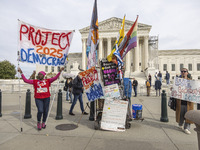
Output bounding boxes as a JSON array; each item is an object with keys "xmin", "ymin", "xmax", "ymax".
[
  {"xmin": 99, "ymin": 38, "xmax": 103, "ymax": 60},
  {"xmin": 144, "ymin": 36, "xmax": 149, "ymax": 69},
  {"xmin": 125, "ymin": 51, "xmax": 131, "ymax": 73},
  {"xmin": 107, "ymin": 37, "xmax": 112, "ymax": 56},
  {"xmin": 82, "ymin": 38, "xmax": 86, "ymax": 70},
  {"xmin": 134, "ymin": 37, "xmax": 139, "ymax": 72}
]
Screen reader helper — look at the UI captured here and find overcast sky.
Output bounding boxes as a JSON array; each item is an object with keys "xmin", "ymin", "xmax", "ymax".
[{"xmin": 0, "ymin": 0, "xmax": 200, "ymax": 76}]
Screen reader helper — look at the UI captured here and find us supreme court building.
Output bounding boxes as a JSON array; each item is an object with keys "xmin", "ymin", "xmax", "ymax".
[{"xmin": 36, "ymin": 17, "xmax": 200, "ymax": 81}]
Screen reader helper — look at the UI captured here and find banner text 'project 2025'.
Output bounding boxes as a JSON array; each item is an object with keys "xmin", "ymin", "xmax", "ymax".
[{"xmin": 18, "ymin": 21, "xmax": 74, "ymax": 66}]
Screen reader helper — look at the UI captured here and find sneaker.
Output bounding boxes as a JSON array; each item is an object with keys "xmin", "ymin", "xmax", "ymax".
[
  {"xmin": 82, "ymin": 112, "xmax": 88, "ymax": 115},
  {"xmin": 37, "ymin": 122, "xmax": 42, "ymax": 130},
  {"xmin": 184, "ymin": 129, "xmax": 191, "ymax": 135},
  {"xmin": 42, "ymin": 122, "xmax": 46, "ymax": 129},
  {"xmin": 69, "ymin": 112, "xmax": 75, "ymax": 116},
  {"xmin": 178, "ymin": 125, "xmax": 183, "ymax": 130}
]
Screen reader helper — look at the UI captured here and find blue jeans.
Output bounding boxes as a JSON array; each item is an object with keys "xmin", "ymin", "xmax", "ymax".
[
  {"xmin": 69, "ymin": 93, "xmax": 84, "ymax": 113},
  {"xmin": 35, "ymin": 97, "xmax": 50, "ymax": 123},
  {"xmin": 133, "ymin": 86, "xmax": 137, "ymax": 96},
  {"xmin": 66, "ymin": 89, "xmax": 73, "ymax": 102}
]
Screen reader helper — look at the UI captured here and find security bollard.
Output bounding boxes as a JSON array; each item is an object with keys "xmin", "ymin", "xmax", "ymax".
[
  {"xmin": 0, "ymin": 89, "xmax": 2, "ymax": 117},
  {"xmin": 160, "ymin": 90, "xmax": 169, "ymax": 122},
  {"xmin": 56, "ymin": 89, "xmax": 63, "ymax": 120},
  {"xmin": 24, "ymin": 89, "xmax": 32, "ymax": 119},
  {"xmin": 89, "ymin": 101, "xmax": 94, "ymax": 121}
]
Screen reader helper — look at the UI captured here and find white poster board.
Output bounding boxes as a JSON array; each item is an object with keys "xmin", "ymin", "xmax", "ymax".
[
  {"xmin": 171, "ymin": 77, "xmax": 200, "ymax": 103},
  {"xmin": 103, "ymin": 84, "xmax": 121, "ymax": 99},
  {"xmin": 101, "ymin": 98, "xmax": 128, "ymax": 131}
]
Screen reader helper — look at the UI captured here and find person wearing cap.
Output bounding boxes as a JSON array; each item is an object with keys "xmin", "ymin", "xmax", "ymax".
[{"xmin": 18, "ymin": 67, "xmax": 64, "ymax": 130}]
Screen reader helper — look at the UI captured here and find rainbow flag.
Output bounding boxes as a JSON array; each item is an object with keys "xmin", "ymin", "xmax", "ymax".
[{"xmin": 120, "ymin": 16, "xmax": 138, "ymax": 59}]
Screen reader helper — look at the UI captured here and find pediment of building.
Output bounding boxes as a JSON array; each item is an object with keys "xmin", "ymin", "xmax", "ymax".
[{"xmin": 79, "ymin": 17, "xmax": 152, "ymax": 33}]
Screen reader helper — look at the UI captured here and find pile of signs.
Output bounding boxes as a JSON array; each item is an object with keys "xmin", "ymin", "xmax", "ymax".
[{"xmin": 79, "ymin": 59, "xmax": 128, "ymax": 131}]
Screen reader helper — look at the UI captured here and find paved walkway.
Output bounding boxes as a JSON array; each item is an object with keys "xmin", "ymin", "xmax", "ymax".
[{"xmin": 0, "ymin": 92, "xmax": 198, "ymax": 150}]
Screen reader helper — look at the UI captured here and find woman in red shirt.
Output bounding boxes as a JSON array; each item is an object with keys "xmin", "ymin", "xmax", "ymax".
[{"xmin": 18, "ymin": 67, "xmax": 64, "ymax": 130}]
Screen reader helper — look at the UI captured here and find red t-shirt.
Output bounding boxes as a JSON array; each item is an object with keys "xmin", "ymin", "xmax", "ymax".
[
  {"xmin": 33, "ymin": 79, "xmax": 51, "ymax": 99},
  {"xmin": 21, "ymin": 72, "xmax": 60, "ymax": 99}
]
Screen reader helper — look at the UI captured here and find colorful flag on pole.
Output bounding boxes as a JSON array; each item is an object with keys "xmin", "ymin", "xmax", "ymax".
[
  {"xmin": 18, "ymin": 20, "xmax": 74, "ymax": 66},
  {"xmin": 119, "ymin": 16, "xmax": 138, "ymax": 59},
  {"xmin": 107, "ymin": 15, "xmax": 125, "ymax": 62},
  {"xmin": 86, "ymin": 0, "xmax": 99, "ymax": 69}
]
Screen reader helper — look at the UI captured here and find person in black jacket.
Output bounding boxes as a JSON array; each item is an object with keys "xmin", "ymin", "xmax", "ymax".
[
  {"xmin": 155, "ymin": 78, "xmax": 162, "ymax": 96},
  {"xmin": 132, "ymin": 78, "xmax": 138, "ymax": 97},
  {"xmin": 69, "ymin": 74, "xmax": 88, "ymax": 116},
  {"xmin": 65, "ymin": 77, "xmax": 73, "ymax": 103}
]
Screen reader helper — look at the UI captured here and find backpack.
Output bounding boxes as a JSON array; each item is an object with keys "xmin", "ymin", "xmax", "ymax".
[{"xmin": 146, "ymin": 81, "xmax": 150, "ymax": 87}]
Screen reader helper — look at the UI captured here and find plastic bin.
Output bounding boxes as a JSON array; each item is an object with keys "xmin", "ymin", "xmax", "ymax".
[{"xmin": 132, "ymin": 104, "xmax": 142, "ymax": 119}]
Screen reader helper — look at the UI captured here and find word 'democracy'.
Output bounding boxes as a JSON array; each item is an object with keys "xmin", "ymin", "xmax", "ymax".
[
  {"xmin": 86, "ymin": 83, "xmax": 104, "ymax": 102},
  {"xmin": 171, "ymin": 77, "xmax": 200, "ymax": 103},
  {"xmin": 18, "ymin": 20, "xmax": 74, "ymax": 66}
]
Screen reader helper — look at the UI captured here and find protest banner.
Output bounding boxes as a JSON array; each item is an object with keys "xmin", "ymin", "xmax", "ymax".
[
  {"xmin": 101, "ymin": 59, "xmax": 120, "ymax": 86},
  {"xmin": 101, "ymin": 98, "xmax": 128, "ymax": 131},
  {"xmin": 18, "ymin": 20, "xmax": 74, "ymax": 66},
  {"xmin": 103, "ymin": 84, "xmax": 121, "ymax": 99},
  {"xmin": 171, "ymin": 77, "xmax": 200, "ymax": 103},
  {"xmin": 79, "ymin": 67, "xmax": 104, "ymax": 102}
]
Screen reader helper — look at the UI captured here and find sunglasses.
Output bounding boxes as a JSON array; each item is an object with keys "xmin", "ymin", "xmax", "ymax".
[{"xmin": 181, "ymin": 71, "xmax": 187, "ymax": 73}]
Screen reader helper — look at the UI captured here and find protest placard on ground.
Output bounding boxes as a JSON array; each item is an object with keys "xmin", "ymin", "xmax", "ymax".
[
  {"xmin": 171, "ymin": 77, "xmax": 200, "ymax": 103},
  {"xmin": 79, "ymin": 67, "xmax": 104, "ymax": 102},
  {"xmin": 101, "ymin": 98, "xmax": 128, "ymax": 131},
  {"xmin": 18, "ymin": 20, "xmax": 74, "ymax": 66}
]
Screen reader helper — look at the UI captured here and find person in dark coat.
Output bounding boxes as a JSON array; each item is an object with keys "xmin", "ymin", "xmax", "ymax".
[
  {"xmin": 132, "ymin": 78, "xmax": 138, "ymax": 97},
  {"xmin": 165, "ymin": 71, "xmax": 170, "ymax": 85},
  {"xmin": 65, "ymin": 77, "xmax": 73, "ymax": 103},
  {"xmin": 155, "ymin": 78, "xmax": 162, "ymax": 96},
  {"xmin": 69, "ymin": 73, "xmax": 88, "ymax": 116}
]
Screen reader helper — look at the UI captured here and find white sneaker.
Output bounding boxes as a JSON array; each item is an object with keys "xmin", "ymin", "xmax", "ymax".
[
  {"xmin": 178, "ymin": 125, "xmax": 183, "ymax": 130},
  {"xmin": 184, "ymin": 129, "xmax": 191, "ymax": 135}
]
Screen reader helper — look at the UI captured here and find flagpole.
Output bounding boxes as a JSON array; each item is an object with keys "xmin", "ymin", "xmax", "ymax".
[
  {"xmin": 45, "ymin": 59, "xmax": 69, "ymax": 125},
  {"xmin": 17, "ymin": 51, "xmax": 23, "ymax": 132}
]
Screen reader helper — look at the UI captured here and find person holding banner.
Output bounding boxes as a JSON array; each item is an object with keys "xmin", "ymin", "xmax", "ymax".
[
  {"xmin": 175, "ymin": 68, "xmax": 194, "ymax": 134},
  {"xmin": 18, "ymin": 67, "xmax": 64, "ymax": 130},
  {"xmin": 69, "ymin": 73, "xmax": 88, "ymax": 116}
]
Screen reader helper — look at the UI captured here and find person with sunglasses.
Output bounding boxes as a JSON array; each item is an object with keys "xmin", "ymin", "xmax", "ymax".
[{"xmin": 175, "ymin": 68, "xmax": 194, "ymax": 134}]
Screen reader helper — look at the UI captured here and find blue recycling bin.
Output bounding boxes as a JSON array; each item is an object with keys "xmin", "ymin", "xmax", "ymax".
[{"xmin": 132, "ymin": 104, "xmax": 142, "ymax": 119}]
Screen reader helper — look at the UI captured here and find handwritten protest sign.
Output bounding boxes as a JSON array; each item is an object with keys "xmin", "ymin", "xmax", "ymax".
[
  {"xmin": 103, "ymin": 84, "xmax": 121, "ymax": 99},
  {"xmin": 79, "ymin": 67, "xmax": 104, "ymax": 102},
  {"xmin": 171, "ymin": 77, "xmax": 200, "ymax": 103},
  {"xmin": 18, "ymin": 20, "xmax": 74, "ymax": 66},
  {"xmin": 101, "ymin": 59, "xmax": 120, "ymax": 86},
  {"xmin": 101, "ymin": 98, "xmax": 128, "ymax": 131}
]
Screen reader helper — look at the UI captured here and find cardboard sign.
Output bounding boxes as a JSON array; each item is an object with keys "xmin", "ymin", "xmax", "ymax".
[
  {"xmin": 171, "ymin": 77, "xmax": 200, "ymax": 103},
  {"xmin": 18, "ymin": 20, "xmax": 74, "ymax": 66},
  {"xmin": 79, "ymin": 67, "xmax": 104, "ymax": 102},
  {"xmin": 101, "ymin": 59, "xmax": 120, "ymax": 86},
  {"xmin": 101, "ymin": 98, "xmax": 128, "ymax": 131},
  {"xmin": 103, "ymin": 84, "xmax": 121, "ymax": 99}
]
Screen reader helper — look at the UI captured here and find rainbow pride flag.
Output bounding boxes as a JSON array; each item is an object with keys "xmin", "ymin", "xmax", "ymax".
[{"xmin": 120, "ymin": 16, "xmax": 138, "ymax": 59}]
